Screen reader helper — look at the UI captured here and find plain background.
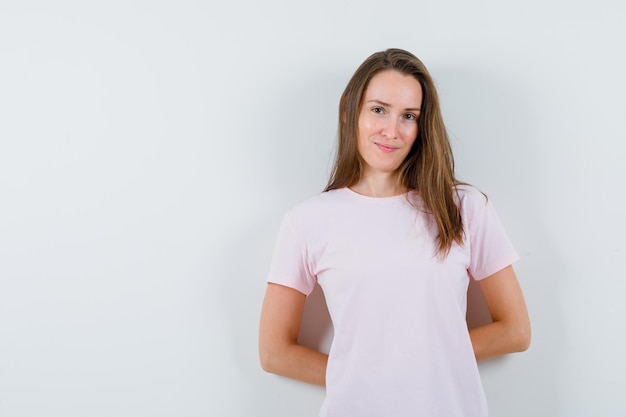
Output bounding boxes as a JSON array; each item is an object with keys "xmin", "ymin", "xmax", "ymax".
[{"xmin": 1, "ymin": 1, "xmax": 625, "ymax": 416}]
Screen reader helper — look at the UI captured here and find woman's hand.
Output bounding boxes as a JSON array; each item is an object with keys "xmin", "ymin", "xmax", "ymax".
[
  {"xmin": 469, "ymin": 265, "xmax": 531, "ymax": 361},
  {"xmin": 259, "ymin": 283, "xmax": 328, "ymax": 386}
]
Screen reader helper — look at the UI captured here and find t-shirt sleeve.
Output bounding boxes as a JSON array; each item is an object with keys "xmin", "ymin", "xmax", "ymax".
[
  {"xmin": 464, "ymin": 191, "xmax": 519, "ymax": 281},
  {"xmin": 266, "ymin": 213, "xmax": 317, "ymax": 295}
]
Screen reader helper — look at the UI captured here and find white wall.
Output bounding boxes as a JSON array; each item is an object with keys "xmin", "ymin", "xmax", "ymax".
[{"xmin": 1, "ymin": 1, "xmax": 625, "ymax": 416}]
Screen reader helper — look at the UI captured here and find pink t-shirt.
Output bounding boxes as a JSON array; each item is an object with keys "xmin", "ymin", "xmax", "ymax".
[{"xmin": 267, "ymin": 186, "xmax": 518, "ymax": 417}]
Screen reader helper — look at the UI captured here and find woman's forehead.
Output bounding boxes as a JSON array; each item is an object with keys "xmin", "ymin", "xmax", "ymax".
[{"xmin": 363, "ymin": 70, "xmax": 423, "ymax": 107}]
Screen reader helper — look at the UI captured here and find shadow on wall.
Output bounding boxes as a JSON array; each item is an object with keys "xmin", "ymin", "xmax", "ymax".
[
  {"xmin": 467, "ymin": 278, "xmax": 492, "ymax": 329},
  {"xmin": 298, "ymin": 285, "xmax": 333, "ymax": 353},
  {"xmin": 266, "ymin": 71, "xmax": 345, "ymax": 201}
]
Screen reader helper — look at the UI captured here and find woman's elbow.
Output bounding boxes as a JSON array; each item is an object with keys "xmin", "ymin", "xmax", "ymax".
[
  {"xmin": 259, "ymin": 342, "xmax": 288, "ymax": 375},
  {"xmin": 259, "ymin": 345, "xmax": 277, "ymax": 373},
  {"xmin": 512, "ymin": 321, "xmax": 531, "ymax": 352}
]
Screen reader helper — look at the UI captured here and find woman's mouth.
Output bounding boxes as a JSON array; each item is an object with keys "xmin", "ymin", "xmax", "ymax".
[{"xmin": 375, "ymin": 143, "xmax": 398, "ymax": 153}]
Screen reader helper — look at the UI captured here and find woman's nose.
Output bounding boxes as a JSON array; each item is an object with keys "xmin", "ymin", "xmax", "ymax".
[{"xmin": 381, "ymin": 117, "xmax": 400, "ymax": 139}]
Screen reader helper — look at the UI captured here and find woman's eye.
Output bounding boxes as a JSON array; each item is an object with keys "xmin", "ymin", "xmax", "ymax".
[
  {"xmin": 372, "ymin": 107, "xmax": 384, "ymax": 114},
  {"xmin": 404, "ymin": 113, "xmax": 417, "ymax": 121}
]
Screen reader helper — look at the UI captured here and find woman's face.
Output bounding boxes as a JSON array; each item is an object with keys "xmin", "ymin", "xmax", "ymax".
[{"xmin": 357, "ymin": 70, "xmax": 422, "ymax": 177}]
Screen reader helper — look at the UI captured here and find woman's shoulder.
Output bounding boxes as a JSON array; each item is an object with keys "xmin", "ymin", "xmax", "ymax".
[
  {"xmin": 454, "ymin": 183, "xmax": 488, "ymax": 204},
  {"xmin": 287, "ymin": 188, "xmax": 350, "ymax": 219},
  {"xmin": 453, "ymin": 184, "xmax": 491, "ymax": 219},
  {"xmin": 278, "ymin": 189, "xmax": 352, "ymax": 238}
]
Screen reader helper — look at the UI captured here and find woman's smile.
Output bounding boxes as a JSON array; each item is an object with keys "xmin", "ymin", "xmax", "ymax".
[{"xmin": 374, "ymin": 142, "xmax": 399, "ymax": 153}]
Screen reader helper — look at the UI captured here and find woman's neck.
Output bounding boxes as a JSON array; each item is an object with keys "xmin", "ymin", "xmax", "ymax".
[{"xmin": 350, "ymin": 173, "xmax": 407, "ymax": 197}]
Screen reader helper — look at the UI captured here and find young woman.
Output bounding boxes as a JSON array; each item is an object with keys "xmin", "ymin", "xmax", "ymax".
[{"xmin": 259, "ymin": 48, "xmax": 530, "ymax": 417}]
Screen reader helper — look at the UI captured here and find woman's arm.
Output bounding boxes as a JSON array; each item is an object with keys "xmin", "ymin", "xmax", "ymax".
[
  {"xmin": 259, "ymin": 283, "xmax": 328, "ymax": 386},
  {"xmin": 469, "ymin": 265, "xmax": 531, "ymax": 361}
]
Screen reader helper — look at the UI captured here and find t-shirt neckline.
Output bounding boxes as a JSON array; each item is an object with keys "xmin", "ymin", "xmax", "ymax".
[{"xmin": 342, "ymin": 187, "xmax": 410, "ymax": 202}]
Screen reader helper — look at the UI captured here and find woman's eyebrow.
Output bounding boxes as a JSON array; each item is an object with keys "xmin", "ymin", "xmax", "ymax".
[{"xmin": 366, "ymin": 99, "xmax": 421, "ymax": 112}]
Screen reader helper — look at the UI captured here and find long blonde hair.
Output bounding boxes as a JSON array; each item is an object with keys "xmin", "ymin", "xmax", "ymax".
[{"xmin": 325, "ymin": 48, "xmax": 464, "ymax": 256}]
